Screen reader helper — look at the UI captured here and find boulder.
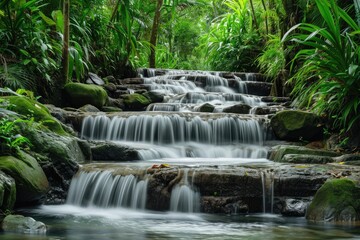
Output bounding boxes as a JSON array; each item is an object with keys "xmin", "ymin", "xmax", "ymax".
[
  {"xmin": 2, "ymin": 96, "xmax": 65, "ymax": 135},
  {"xmin": 143, "ymin": 91, "xmax": 165, "ymax": 103},
  {"xmin": 91, "ymin": 142, "xmax": 139, "ymax": 161},
  {"xmin": 306, "ymin": 178, "xmax": 360, "ymax": 221},
  {"xmin": 270, "ymin": 110, "xmax": 323, "ymax": 141},
  {"xmin": 0, "ymin": 171, "xmax": 16, "ymax": 211},
  {"xmin": 122, "ymin": 93, "xmax": 151, "ymax": 110},
  {"xmin": 281, "ymin": 198, "xmax": 309, "ymax": 216},
  {"xmin": 269, "ymin": 145, "xmax": 339, "ymax": 162},
  {"xmin": 78, "ymin": 104, "xmax": 101, "ymax": 112},
  {"xmin": 63, "ymin": 83, "xmax": 108, "ymax": 109},
  {"xmin": 198, "ymin": 103, "xmax": 215, "ymax": 112},
  {"xmin": 0, "ymin": 152, "xmax": 49, "ymax": 205},
  {"xmin": 223, "ymin": 104, "xmax": 251, "ymax": 114},
  {"xmin": 2, "ymin": 214, "xmax": 46, "ymax": 234},
  {"xmin": 86, "ymin": 72, "xmax": 105, "ymax": 86}
]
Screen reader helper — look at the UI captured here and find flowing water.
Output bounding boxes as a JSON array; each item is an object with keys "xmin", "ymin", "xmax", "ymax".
[{"xmin": 3, "ymin": 69, "xmax": 357, "ymax": 239}]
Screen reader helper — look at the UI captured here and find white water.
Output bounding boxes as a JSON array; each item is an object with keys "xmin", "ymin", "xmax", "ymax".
[
  {"xmin": 81, "ymin": 114, "xmax": 265, "ymax": 145},
  {"xmin": 170, "ymin": 170, "xmax": 200, "ymax": 213},
  {"xmin": 67, "ymin": 171, "xmax": 148, "ymax": 209}
]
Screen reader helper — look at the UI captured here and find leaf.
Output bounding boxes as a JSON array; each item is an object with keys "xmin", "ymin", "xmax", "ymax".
[{"xmin": 39, "ymin": 11, "xmax": 56, "ymax": 26}]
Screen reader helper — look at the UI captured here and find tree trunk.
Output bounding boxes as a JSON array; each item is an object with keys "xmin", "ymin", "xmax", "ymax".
[
  {"xmin": 61, "ymin": 0, "xmax": 70, "ymax": 85},
  {"xmin": 249, "ymin": 0, "xmax": 259, "ymax": 31},
  {"xmin": 149, "ymin": 0, "xmax": 163, "ymax": 68},
  {"xmin": 355, "ymin": 0, "xmax": 360, "ymax": 26},
  {"xmin": 261, "ymin": 0, "xmax": 269, "ymax": 35}
]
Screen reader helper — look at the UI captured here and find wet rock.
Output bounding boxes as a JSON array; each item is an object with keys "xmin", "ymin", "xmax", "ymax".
[
  {"xmin": 0, "ymin": 152, "xmax": 49, "ymax": 205},
  {"xmin": 282, "ymin": 154, "xmax": 334, "ymax": 164},
  {"xmin": 269, "ymin": 145, "xmax": 339, "ymax": 162},
  {"xmin": 101, "ymin": 106, "xmax": 123, "ymax": 112},
  {"xmin": 2, "ymin": 214, "xmax": 46, "ymax": 234},
  {"xmin": 87, "ymin": 72, "xmax": 105, "ymax": 86},
  {"xmin": 121, "ymin": 78, "xmax": 144, "ymax": 85},
  {"xmin": 63, "ymin": 83, "xmax": 108, "ymax": 109},
  {"xmin": 104, "ymin": 83, "xmax": 117, "ymax": 92},
  {"xmin": 108, "ymin": 97, "xmax": 125, "ymax": 109},
  {"xmin": 91, "ymin": 142, "xmax": 139, "ymax": 161},
  {"xmin": 270, "ymin": 110, "xmax": 323, "ymax": 141},
  {"xmin": 122, "ymin": 93, "xmax": 151, "ymax": 111},
  {"xmin": 334, "ymin": 154, "xmax": 360, "ymax": 166},
  {"xmin": 79, "ymin": 104, "xmax": 101, "ymax": 112},
  {"xmin": 103, "ymin": 75, "xmax": 117, "ymax": 84},
  {"xmin": 223, "ymin": 104, "xmax": 251, "ymax": 114},
  {"xmin": 0, "ymin": 171, "xmax": 16, "ymax": 211},
  {"xmin": 143, "ymin": 91, "xmax": 165, "ymax": 103},
  {"xmin": 306, "ymin": 178, "xmax": 360, "ymax": 222},
  {"xmin": 198, "ymin": 103, "xmax": 215, "ymax": 112},
  {"xmin": 246, "ymin": 82, "xmax": 272, "ymax": 96},
  {"xmin": 202, "ymin": 196, "xmax": 248, "ymax": 214},
  {"xmin": 281, "ymin": 198, "xmax": 310, "ymax": 216}
]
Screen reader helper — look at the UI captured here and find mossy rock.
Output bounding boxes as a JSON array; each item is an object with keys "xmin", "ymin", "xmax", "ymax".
[
  {"xmin": 2, "ymin": 96, "xmax": 65, "ymax": 135},
  {"xmin": 270, "ymin": 110, "xmax": 323, "ymax": 141},
  {"xmin": 0, "ymin": 152, "xmax": 49, "ymax": 205},
  {"xmin": 306, "ymin": 178, "xmax": 360, "ymax": 221},
  {"xmin": 0, "ymin": 171, "xmax": 16, "ymax": 211},
  {"xmin": 269, "ymin": 145, "xmax": 339, "ymax": 162},
  {"xmin": 123, "ymin": 93, "xmax": 151, "ymax": 110},
  {"xmin": 223, "ymin": 104, "xmax": 251, "ymax": 114},
  {"xmin": 63, "ymin": 83, "xmax": 108, "ymax": 109},
  {"xmin": 198, "ymin": 103, "xmax": 215, "ymax": 113}
]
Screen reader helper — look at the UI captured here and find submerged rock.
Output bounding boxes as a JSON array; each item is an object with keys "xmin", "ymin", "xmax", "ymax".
[
  {"xmin": 306, "ymin": 178, "xmax": 360, "ymax": 222},
  {"xmin": 91, "ymin": 142, "xmax": 139, "ymax": 161},
  {"xmin": 198, "ymin": 103, "xmax": 215, "ymax": 112},
  {"xmin": 63, "ymin": 82, "xmax": 108, "ymax": 108},
  {"xmin": 2, "ymin": 214, "xmax": 46, "ymax": 234},
  {"xmin": 270, "ymin": 110, "xmax": 323, "ymax": 141},
  {"xmin": 0, "ymin": 152, "xmax": 49, "ymax": 205}
]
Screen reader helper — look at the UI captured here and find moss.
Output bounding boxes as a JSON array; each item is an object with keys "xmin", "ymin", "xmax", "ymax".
[
  {"xmin": 64, "ymin": 83, "xmax": 108, "ymax": 108},
  {"xmin": 123, "ymin": 93, "xmax": 151, "ymax": 110},
  {"xmin": 270, "ymin": 110, "xmax": 323, "ymax": 141},
  {"xmin": 269, "ymin": 145, "xmax": 339, "ymax": 162},
  {"xmin": 0, "ymin": 152, "xmax": 49, "ymax": 205},
  {"xmin": 306, "ymin": 178, "xmax": 360, "ymax": 221},
  {"xmin": 2, "ymin": 96, "xmax": 66, "ymax": 135}
]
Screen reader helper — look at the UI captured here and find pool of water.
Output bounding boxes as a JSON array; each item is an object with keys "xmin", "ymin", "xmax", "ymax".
[{"xmin": 2, "ymin": 205, "xmax": 359, "ymax": 240}]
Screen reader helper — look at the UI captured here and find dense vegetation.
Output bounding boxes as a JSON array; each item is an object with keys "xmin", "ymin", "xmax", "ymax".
[{"xmin": 0, "ymin": 0, "xmax": 359, "ymax": 140}]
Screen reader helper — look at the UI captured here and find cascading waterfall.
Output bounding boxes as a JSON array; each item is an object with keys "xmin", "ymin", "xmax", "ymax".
[
  {"xmin": 170, "ymin": 170, "xmax": 200, "ymax": 213},
  {"xmin": 67, "ymin": 171, "xmax": 148, "ymax": 210},
  {"xmin": 81, "ymin": 114, "xmax": 265, "ymax": 145}
]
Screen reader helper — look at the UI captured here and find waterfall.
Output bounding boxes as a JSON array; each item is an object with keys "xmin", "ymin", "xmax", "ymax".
[
  {"xmin": 260, "ymin": 171, "xmax": 274, "ymax": 213},
  {"xmin": 81, "ymin": 114, "xmax": 265, "ymax": 145},
  {"xmin": 66, "ymin": 171, "xmax": 148, "ymax": 210},
  {"xmin": 170, "ymin": 170, "xmax": 200, "ymax": 213}
]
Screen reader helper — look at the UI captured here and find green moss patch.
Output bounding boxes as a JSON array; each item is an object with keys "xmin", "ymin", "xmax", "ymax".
[{"xmin": 64, "ymin": 83, "xmax": 108, "ymax": 109}]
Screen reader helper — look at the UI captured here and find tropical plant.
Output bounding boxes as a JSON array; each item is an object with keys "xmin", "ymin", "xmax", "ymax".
[
  {"xmin": 0, "ymin": 117, "xmax": 31, "ymax": 154},
  {"xmin": 284, "ymin": 0, "xmax": 360, "ymax": 133}
]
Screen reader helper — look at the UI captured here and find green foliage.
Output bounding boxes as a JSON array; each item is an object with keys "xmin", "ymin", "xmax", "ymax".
[
  {"xmin": 0, "ymin": 117, "xmax": 31, "ymax": 154},
  {"xmin": 284, "ymin": 0, "xmax": 360, "ymax": 133},
  {"xmin": 257, "ymin": 34, "xmax": 285, "ymax": 78}
]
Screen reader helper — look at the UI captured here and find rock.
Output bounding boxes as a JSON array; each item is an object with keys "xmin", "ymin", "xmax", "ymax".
[
  {"xmin": 198, "ymin": 103, "xmax": 215, "ymax": 112},
  {"xmin": 2, "ymin": 214, "xmax": 46, "ymax": 234},
  {"xmin": 91, "ymin": 142, "xmax": 139, "ymax": 161},
  {"xmin": 143, "ymin": 91, "xmax": 164, "ymax": 103},
  {"xmin": 270, "ymin": 110, "xmax": 323, "ymax": 141},
  {"xmin": 0, "ymin": 152, "xmax": 49, "ymax": 205},
  {"xmin": 0, "ymin": 171, "xmax": 16, "ymax": 211},
  {"xmin": 108, "ymin": 97, "xmax": 125, "ymax": 109},
  {"xmin": 104, "ymin": 83, "xmax": 117, "ymax": 92},
  {"xmin": 223, "ymin": 104, "xmax": 251, "ymax": 114},
  {"xmin": 334, "ymin": 154, "xmax": 360, "ymax": 166},
  {"xmin": 2, "ymin": 96, "xmax": 65, "ymax": 135},
  {"xmin": 282, "ymin": 154, "xmax": 334, "ymax": 164},
  {"xmin": 101, "ymin": 106, "xmax": 123, "ymax": 112},
  {"xmin": 269, "ymin": 145, "xmax": 339, "ymax": 162},
  {"xmin": 281, "ymin": 198, "xmax": 309, "ymax": 216},
  {"xmin": 78, "ymin": 104, "xmax": 101, "ymax": 112},
  {"xmin": 103, "ymin": 75, "xmax": 117, "ymax": 84},
  {"xmin": 21, "ymin": 128, "xmax": 83, "ymax": 204},
  {"xmin": 306, "ymin": 178, "xmax": 360, "ymax": 222},
  {"xmin": 201, "ymin": 196, "xmax": 248, "ymax": 214},
  {"xmin": 63, "ymin": 83, "xmax": 108, "ymax": 109},
  {"xmin": 87, "ymin": 72, "xmax": 105, "ymax": 85},
  {"xmin": 122, "ymin": 93, "xmax": 151, "ymax": 110}
]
